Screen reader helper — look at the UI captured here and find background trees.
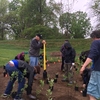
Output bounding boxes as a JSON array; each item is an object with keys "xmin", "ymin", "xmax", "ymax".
[
  {"xmin": 0, "ymin": 0, "xmax": 9, "ymax": 39},
  {"xmin": 0, "ymin": 0, "xmax": 92, "ymax": 39},
  {"xmin": 59, "ymin": 11, "xmax": 91, "ymax": 38},
  {"xmin": 90, "ymin": 0, "xmax": 100, "ymax": 29}
]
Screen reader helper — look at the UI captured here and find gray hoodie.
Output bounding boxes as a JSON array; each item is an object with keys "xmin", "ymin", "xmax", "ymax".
[{"xmin": 29, "ymin": 38, "xmax": 43, "ymax": 57}]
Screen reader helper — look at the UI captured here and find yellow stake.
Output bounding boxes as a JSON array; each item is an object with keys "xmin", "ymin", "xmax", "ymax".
[{"xmin": 43, "ymin": 43, "xmax": 46, "ymax": 70}]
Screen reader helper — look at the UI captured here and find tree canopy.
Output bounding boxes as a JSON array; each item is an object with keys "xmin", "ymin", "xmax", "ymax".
[{"xmin": 0, "ymin": 0, "xmax": 92, "ymax": 40}]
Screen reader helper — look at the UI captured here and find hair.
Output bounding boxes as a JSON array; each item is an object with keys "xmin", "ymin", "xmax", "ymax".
[{"xmin": 90, "ymin": 29, "xmax": 100, "ymax": 38}]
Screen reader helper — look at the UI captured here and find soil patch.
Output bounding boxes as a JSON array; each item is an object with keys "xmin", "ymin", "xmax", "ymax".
[{"xmin": 0, "ymin": 62, "xmax": 89, "ymax": 100}]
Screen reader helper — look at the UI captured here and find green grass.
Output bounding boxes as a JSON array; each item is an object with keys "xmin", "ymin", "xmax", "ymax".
[{"xmin": 0, "ymin": 39, "xmax": 92, "ymax": 66}]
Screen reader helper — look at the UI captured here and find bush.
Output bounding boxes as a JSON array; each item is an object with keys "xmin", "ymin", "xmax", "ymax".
[{"xmin": 21, "ymin": 25, "xmax": 66, "ymax": 39}]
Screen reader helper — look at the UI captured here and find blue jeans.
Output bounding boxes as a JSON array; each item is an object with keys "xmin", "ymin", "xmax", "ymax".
[
  {"xmin": 87, "ymin": 71, "xmax": 100, "ymax": 99},
  {"xmin": 4, "ymin": 63, "xmax": 25, "ymax": 99},
  {"xmin": 29, "ymin": 57, "xmax": 39, "ymax": 77},
  {"xmin": 29, "ymin": 57, "xmax": 39, "ymax": 67}
]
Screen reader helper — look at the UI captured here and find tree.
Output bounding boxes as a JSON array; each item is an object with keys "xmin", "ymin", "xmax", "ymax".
[
  {"xmin": 59, "ymin": 11, "xmax": 92, "ymax": 38},
  {"xmin": 5, "ymin": 0, "xmax": 24, "ymax": 39},
  {"xmin": 0, "ymin": 0, "xmax": 9, "ymax": 39},
  {"xmin": 90, "ymin": 0, "xmax": 100, "ymax": 29},
  {"xmin": 19, "ymin": 0, "xmax": 62, "ymax": 38},
  {"xmin": 21, "ymin": 25, "xmax": 62, "ymax": 39}
]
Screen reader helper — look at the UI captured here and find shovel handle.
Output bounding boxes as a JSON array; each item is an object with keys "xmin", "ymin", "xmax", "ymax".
[{"xmin": 43, "ymin": 43, "xmax": 46, "ymax": 70}]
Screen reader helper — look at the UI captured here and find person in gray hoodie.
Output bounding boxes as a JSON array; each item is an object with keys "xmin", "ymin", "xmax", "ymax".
[
  {"xmin": 29, "ymin": 34, "xmax": 46, "ymax": 79},
  {"xmin": 2, "ymin": 60, "xmax": 37, "ymax": 100}
]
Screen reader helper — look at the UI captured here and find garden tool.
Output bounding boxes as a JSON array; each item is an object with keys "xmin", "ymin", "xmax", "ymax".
[{"xmin": 43, "ymin": 43, "xmax": 47, "ymax": 79}]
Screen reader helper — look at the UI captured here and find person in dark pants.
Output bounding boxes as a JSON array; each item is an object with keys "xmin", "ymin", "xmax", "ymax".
[
  {"xmin": 81, "ymin": 68, "xmax": 92, "ymax": 96},
  {"xmin": 2, "ymin": 60, "xmax": 36, "ymax": 100},
  {"xmin": 60, "ymin": 40, "xmax": 70, "ymax": 71},
  {"xmin": 62, "ymin": 42, "xmax": 76, "ymax": 84}
]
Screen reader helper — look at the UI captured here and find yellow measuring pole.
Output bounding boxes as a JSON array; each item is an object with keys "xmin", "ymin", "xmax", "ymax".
[{"xmin": 43, "ymin": 43, "xmax": 46, "ymax": 70}]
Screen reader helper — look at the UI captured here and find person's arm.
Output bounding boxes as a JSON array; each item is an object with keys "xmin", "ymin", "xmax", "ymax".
[
  {"xmin": 80, "ymin": 58, "xmax": 92, "ymax": 75},
  {"xmin": 71, "ymin": 48, "xmax": 76, "ymax": 63},
  {"xmin": 31, "ymin": 39, "xmax": 43, "ymax": 49}
]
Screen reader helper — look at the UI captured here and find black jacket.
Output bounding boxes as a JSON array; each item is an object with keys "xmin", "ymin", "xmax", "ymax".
[{"xmin": 62, "ymin": 42, "xmax": 76, "ymax": 63}]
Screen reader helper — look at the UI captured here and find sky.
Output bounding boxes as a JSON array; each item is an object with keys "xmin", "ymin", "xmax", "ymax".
[
  {"xmin": 50, "ymin": 0, "xmax": 91, "ymax": 12},
  {"xmin": 55, "ymin": 0, "xmax": 96, "ymax": 26},
  {"xmin": 72, "ymin": 0, "xmax": 91, "ymax": 12},
  {"xmin": 9, "ymin": 0, "xmax": 91, "ymax": 13}
]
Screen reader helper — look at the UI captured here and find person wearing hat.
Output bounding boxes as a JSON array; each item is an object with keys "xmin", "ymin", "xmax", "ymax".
[{"xmin": 29, "ymin": 34, "xmax": 46, "ymax": 79}]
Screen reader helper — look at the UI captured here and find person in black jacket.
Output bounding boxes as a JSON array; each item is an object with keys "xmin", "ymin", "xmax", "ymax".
[
  {"xmin": 2, "ymin": 60, "xmax": 37, "ymax": 100},
  {"xmin": 60, "ymin": 40, "xmax": 69, "ymax": 71},
  {"xmin": 62, "ymin": 42, "xmax": 76, "ymax": 84}
]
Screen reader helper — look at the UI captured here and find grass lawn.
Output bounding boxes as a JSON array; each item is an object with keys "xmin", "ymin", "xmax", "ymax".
[{"xmin": 0, "ymin": 39, "xmax": 91, "ymax": 66}]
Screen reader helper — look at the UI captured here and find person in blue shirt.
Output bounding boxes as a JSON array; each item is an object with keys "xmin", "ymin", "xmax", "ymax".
[
  {"xmin": 80, "ymin": 29, "xmax": 100, "ymax": 100},
  {"xmin": 2, "ymin": 60, "xmax": 37, "ymax": 100}
]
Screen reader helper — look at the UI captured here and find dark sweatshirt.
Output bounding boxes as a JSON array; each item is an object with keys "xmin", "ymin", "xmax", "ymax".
[
  {"xmin": 88, "ymin": 40, "xmax": 100, "ymax": 71},
  {"xmin": 29, "ymin": 38, "xmax": 43, "ymax": 57},
  {"xmin": 62, "ymin": 42, "xmax": 76, "ymax": 63}
]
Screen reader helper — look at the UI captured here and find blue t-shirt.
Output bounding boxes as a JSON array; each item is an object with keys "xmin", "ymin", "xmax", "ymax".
[{"xmin": 12, "ymin": 60, "xmax": 18, "ymax": 68}]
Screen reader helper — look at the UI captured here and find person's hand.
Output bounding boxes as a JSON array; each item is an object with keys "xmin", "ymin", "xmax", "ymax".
[
  {"xmin": 42, "ymin": 40, "xmax": 46, "ymax": 44},
  {"xmin": 34, "ymin": 67, "xmax": 37, "ymax": 73},
  {"xmin": 80, "ymin": 66, "xmax": 85, "ymax": 75}
]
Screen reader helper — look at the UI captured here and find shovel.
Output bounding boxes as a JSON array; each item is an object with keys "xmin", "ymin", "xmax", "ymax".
[{"xmin": 43, "ymin": 43, "xmax": 47, "ymax": 79}]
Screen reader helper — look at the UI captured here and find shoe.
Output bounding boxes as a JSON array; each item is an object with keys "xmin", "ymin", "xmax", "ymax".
[
  {"xmin": 62, "ymin": 69, "xmax": 65, "ymax": 72},
  {"xmin": 2, "ymin": 93, "xmax": 9, "ymax": 98},
  {"xmin": 28, "ymin": 94, "xmax": 36, "ymax": 99},
  {"xmin": 68, "ymin": 81, "xmax": 73, "ymax": 84},
  {"xmin": 14, "ymin": 98, "xmax": 24, "ymax": 100}
]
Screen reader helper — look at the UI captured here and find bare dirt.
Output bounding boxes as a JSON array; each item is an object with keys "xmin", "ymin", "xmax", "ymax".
[
  {"xmin": 0, "ymin": 62, "xmax": 89, "ymax": 100},
  {"xmin": 0, "ymin": 51, "xmax": 89, "ymax": 100}
]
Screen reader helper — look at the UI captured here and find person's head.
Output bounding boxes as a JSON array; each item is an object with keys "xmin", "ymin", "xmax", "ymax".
[
  {"xmin": 21, "ymin": 52, "xmax": 25, "ymax": 57},
  {"xmin": 90, "ymin": 30, "xmax": 100, "ymax": 40},
  {"xmin": 65, "ymin": 40, "xmax": 69, "ymax": 43},
  {"xmin": 64, "ymin": 42, "xmax": 71, "ymax": 49},
  {"xmin": 35, "ymin": 34, "xmax": 42, "ymax": 41}
]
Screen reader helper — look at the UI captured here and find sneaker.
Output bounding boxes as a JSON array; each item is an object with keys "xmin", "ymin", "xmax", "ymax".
[
  {"xmin": 69, "ymin": 81, "xmax": 73, "ymax": 84},
  {"xmin": 14, "ymin": 98, "xmax": 24, "ymax": 100},
  {"xmin": 28, "ymin": 94, "xmax": 36, "ymax": 99},
  {"xmin": 2, "ymin": 94, "xmax": 9, "ymax": 98},
  {"xmin": 62, "ymin": 69, "xmax": 65, "ymax": 72}
]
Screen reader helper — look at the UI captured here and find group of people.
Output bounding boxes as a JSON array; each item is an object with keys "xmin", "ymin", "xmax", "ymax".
[
  {"xmin": 60, "ymin": 29, "xmax": 100, "ymax": 100},
  {"xmin": 2, "ymin": 29, "xmax": 100, "ymax": 100},
  {"xmin": 2, "ymin": 34, "xmax": 46, "ymax": 100}
]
